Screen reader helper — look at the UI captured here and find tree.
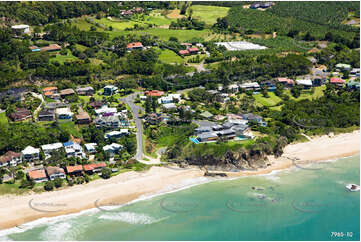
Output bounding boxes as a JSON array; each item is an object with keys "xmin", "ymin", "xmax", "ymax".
[
  {"xmin": 291, "ymin": 85, "xmax": 301, "ymax": 98},
  {"xmin": 44, "ymin": 180, "xmax": 54, "ymax": 191},
  {"xmin": 101, "ymin": 167, "xmax": 111, "ymax": 179},
  {"xmin": 275, "ymin": 83, "xmax": 284, "ymax": 96},
  {"xmin": 54, "ymin": 178, "xmax": 63, "ymax": 188},
  {"xmin": 261, "ymin": 86, "xmax": 269, "ymax": 98}
]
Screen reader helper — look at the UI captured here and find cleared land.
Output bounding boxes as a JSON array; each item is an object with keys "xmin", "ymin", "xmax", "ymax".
[
  {"xmin": 191, "ymin": 5, "xmax": 230, "ymax": 25},
  {"xmin": 158, "ymin": 49, "xmax": 183, "ymax": 64}
]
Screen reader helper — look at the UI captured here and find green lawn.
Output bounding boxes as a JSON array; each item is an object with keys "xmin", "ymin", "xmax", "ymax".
[
  {"xmin": 0, "ymin": 112, "xmax": 8, "ymax": 125},
  {"xmin": 254, "ymin": 92, "xmax": 283, "ymax": 107},
  {"xmin": 72, "ymin": 18, "xmax": 103, "ymax": 31},
  {"xmin": 158, "ymin": 49, "xmax": 183, "ymax": 64},
  {"xmin": 57, "ymin": 120, "xmax": 82, "ymax": 138},
  {"xmin": 190, "ymin": 5, "xmax": 230, "ymax": 25},
  {"xmin": 50, "ymin": 51, "xmax": 78, "ymax": 64},
  {"xmin": 75, "ymin": 44, "xmax": 88, "ymax": 52}
]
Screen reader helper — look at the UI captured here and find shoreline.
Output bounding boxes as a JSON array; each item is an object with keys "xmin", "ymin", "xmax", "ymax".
[{"xmin": 0, "ymin": 130, "xmax": 359, "ymax": 233}]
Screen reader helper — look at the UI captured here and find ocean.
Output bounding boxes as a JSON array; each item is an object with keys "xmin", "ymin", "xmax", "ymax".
[{"xmin": 1, "ymin": 155, "xmax": 360, "ymax": 241}]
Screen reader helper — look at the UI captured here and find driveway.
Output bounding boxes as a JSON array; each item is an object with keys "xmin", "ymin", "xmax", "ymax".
[{"xmin": 119, "ymin": 93, "xmax": 144, "ymax": 161}]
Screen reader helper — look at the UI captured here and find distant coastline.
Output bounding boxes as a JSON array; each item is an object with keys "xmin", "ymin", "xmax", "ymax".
[{"xmin": 0, "ymin": 130, "xmax": 359, "ymax": 232}]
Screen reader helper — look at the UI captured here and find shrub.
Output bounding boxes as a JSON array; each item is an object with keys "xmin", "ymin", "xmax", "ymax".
[{"xmin": 44, "ymin": 181, "xmax": 54, "ymax": 191}]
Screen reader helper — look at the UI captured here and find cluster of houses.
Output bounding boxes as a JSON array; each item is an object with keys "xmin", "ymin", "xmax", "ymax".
[
  {"xmin": 178, "ymin": 43, "xmax": 203, "ymax": 56},
  {"xmin": 192, "ymin": 113, "xmax": 264, "ymax": 143},
  {"xmin": 250, "ymin": 2, "xmax": 275, "ymax": 9},
  {"xmin": 119, "ymin": 7, "xmax": 143, "ymax": 16},
  {"xmin": 27, "ymin": 162, "xmax": 108, "ymax": 183},
  {"xmin": 140, "ymin": 90, "xmax": 182, "ymax": 110}
]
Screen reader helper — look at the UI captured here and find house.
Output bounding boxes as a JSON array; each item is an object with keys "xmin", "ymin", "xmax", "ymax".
[
  {"xmin": 296, "ymin": 79, "xmax": 313, "ymax": 89},
  {"xmin": 181, "ymin": 43, "xmax": 192, "ymax": 47},
  {"xmin": 41, "ymin": 143, "xmax": 63, "ymax": 156},
  {"xmin": 188, "ymin": 47, "xmax": 199, "ymax": 54},
  {"xmin": 239, "ymin": 82, "xmax": 261, "ymax": 91},
  {"xmin": 212, "ymin": 124, "xmax": 224, "ymax": 131},
  {"xmin": 103, "ymin": 143, "xmax": 123, "ymax": 156},
  {"xmin": 277, "ymin": 78, "xmax": 294, "ymax": 88},
  {"xmin": 196, "ymin": 132, "xmax": 218, "ymax": 142},
  {"xmin": 38, "ymin": 109, "xmax": 55, "ymax": 122},
  {"xmin": 66, "ymin": 165, "xmax": 83, "ymax": 176},
  {"xmin": 89, "ymin": 101, "xmax": 105, "ymax": 109},
  {"xmin": 60, "ymin": 88, "xmax": 75, "ymax": 98},
  {"xmin": 56, "ymin": 107, "xmax": 73, "ymax": 120},
  {"xmin": 145, "ymin": 90, "xmax": 164, "ymax": 97},
  {"xmin": 94, "ymin": 106, "xmax": 118, "ymax": 116},
  {"xmin": 11, "ymin": 24, "xmax": 30, "ymax": 35},
  {"xmin": 84, "ymin": 143, "xmax": 97, "ymax": 154},
  {"xmin": 76, "ymin": 86, "xmax": 94, "ymax": 96},
  {"xmin": 42, "ymin": 87, "xmax": 58, "ymax": 97},
  {"xmin": 162, "ymin": 103, "xmax": 177, "ymax": 110},
  {"xmin": 127, "ymin": 42, "xmax": 143, "ymax": 50},
  {"xmin": 217, "ymin": 129, "xmax": 236, "ymax": 140},
  {"xmin": 242, "ymin": 113, "xmax": 266, "ymax": 126},
  {"xmin": 22, "ymin": 146, "xmax": 40, "ymax": 162},
  {"xmin": 41, "ymin": 44, "xmax": 62, "ymax": 52},
  {"xmin": 200, "ymin": 111, "xmax": 213, "ymax": 119},
  {"xmin": 330, "ymin": 77, "xmax": 345, "ymax": 87},
  {"xmin": 64, "ymin": 141, "xmax": 85, "ymax": 158},
  {"xmin": 46, "ymin": 166, "xmax": 66, "ymax": 180},
  {"xmin": 9, "ymin": 108, "xmax": 32, "ymax": 122},
  {"xmin": 227, "ymin": 83, "xmax": 239, "ymax": 93},
  {"xmin": 350, "ymin": 68, "xmax": 360, "ymax": 77},
  {"xmin": 104, "ymin": 129, "xmax": 129, "ymax": 139},
  {"xmin": 250, "ymin": 3, "xmax": 261, "ymax": 9},
  {"xmin": 28, "ymin": 169, "xmax": 48, "ymax": 183},
  {"xmin": 103, "ymin": 85, "xmax": 118, "ymax": 96},
  {"xmin": 179, "ymin": 50, "xmax": 189, "ymax": 56},
  {"xmin": 0, "ymin": 151, "xmax": 22, "ymax": 167},
  {"xmin": 45, "ymin": 102, "xmax": 69, "ymax": 110},
  {"xmin": 83, "ymin": 162, "xmax": 107, "ymax": 174},
  {"xmin": 0, "ymin": 87, "xmax": 28, "ymax": 103},
  {"xmin": 144, "ymin": 113, "xmax": 163, "ymax": 124},
  {"xmin": 76, "ymin": 111, "xmax": 91, "ymax": 124},
  {"xmin": 95, "ymin": 115, "xmax": 121, "ymax": 128},
  {"xmin": 157, "ymin": 94, "xmax": 181, "ymax": 104},
  {"xmin": 335, "ymin": 63, "xmax": 351, "ymax": 71},
  {"xmin": 194, "ymin": 126, "xmax": 212, "ymax": 134},
  {"xmin": 347, "ymin": 81, "xmax": 360, "ymax": 90},
  {"xmin": 222, "ymin": 121, "xmax": 234, "ymax": 130}
]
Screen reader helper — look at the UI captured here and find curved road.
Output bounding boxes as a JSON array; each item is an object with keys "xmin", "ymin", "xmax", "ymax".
[{"xmin": 119, "ymin": 93, "xmax": 144, "ymax": 160}]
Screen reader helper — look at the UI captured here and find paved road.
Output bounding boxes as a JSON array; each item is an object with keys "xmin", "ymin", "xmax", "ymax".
[{"xmin": 119, "ymin": 93, "xmax": 144, "ymax": 160}]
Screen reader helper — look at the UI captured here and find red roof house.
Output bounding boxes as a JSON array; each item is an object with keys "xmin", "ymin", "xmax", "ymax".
[
  {"xmin": 330, "ymin": 77, "xmax": 345, "ymax": 85},
  {"xmin": 127, "ymin": 42, "xmax": 143, "ymax": 50},
  {"xmin": 179, "ymin": 50, "xmax": 189, "ymax": 55},
  {"xmin": 144, "ymin": 90, "xmax": 164, "ymax": 97},
  {"xmin": 83, "ymin": 162, "xmax": 106, "ymax": 173},
  {"xmin": 28, "ymin": 169, "xmax": 48, "ymax": 183},
  {"xmin": 188, "ymin": 47, "xmax": 199, "ymax": 53},
  {"xmin": 277, "ymin": 77, "xmax": 294, "ymax": 86},
  {"xmin": 66, "ymin": 165, "xmax": 83, "ymax": 175}
]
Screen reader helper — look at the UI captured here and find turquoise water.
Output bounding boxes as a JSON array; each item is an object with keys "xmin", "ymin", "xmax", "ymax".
[{"xmin": 2, "ymin": 155, "xmax": 360, "ymax": 241}]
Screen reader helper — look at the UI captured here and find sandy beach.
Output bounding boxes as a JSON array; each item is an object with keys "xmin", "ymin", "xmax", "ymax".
[{"xmin": 0, "ymin": 130, "xmax": 359, "ymax": 231}]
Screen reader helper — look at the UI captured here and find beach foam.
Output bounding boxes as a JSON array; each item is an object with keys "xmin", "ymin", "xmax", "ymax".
[{"xmin": 98, "ymin": 212, "xmax": 164, "ymax": 225}]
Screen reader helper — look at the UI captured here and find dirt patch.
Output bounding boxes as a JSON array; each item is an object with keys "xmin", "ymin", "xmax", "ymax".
[{"xmin": 167, "ymin": 9, "xmax": 185, "ymax": 19}]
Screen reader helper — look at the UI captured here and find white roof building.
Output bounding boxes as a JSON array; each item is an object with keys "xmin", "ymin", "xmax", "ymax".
[
  {"xmin": 162, "ymin": 103, "xmax": 177, "ymax": 109},
  {"xmin": 296, "ymin": 79, "xmax": 312, "ymax": 86},
  {"xmin": 336, "ymin": 63, "xmax": 352, "ymax": 70},
  {"xmin": 84, "ymin": 143, "xmax": 97, "ymax": 152},
  {"xmin": 239, "ymin": 82, "xmax": 260, "ymax": 89},
  {"xmin": 41, "ymin": 143, "xmax": 63, "ymax": 153},
  {"xmin": 56, "ymin": 107, "xmax": 73, "ymax": 117},
  {"xmin": 22, "ymin": 146, "xmax": 40, "ymax": 156},
  {"xmin": 95, "ymin": 106, "xmax": 118, "ymax": 116},
  {"xmin": 11, "ymin": 24, "xmax": 30, "ymax": 34}
]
